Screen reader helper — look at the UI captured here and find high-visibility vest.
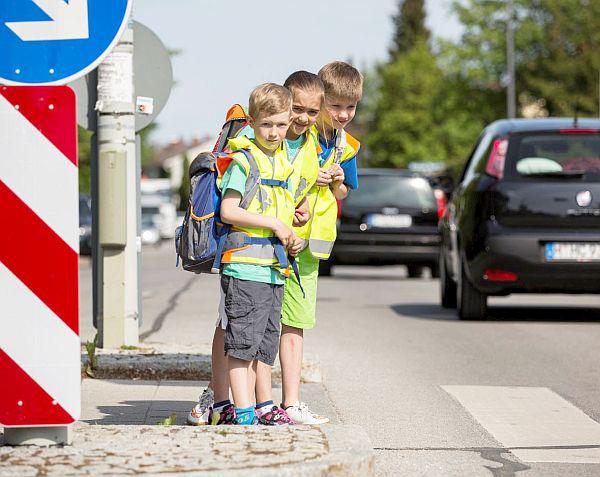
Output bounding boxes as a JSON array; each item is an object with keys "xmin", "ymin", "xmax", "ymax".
[
  {"xmin": 288, "ymin": 125, "xmax": 320, "ymax": 207},
  {"xmin": 215, "ymin": 135, "xmax": 295, "ymax": 272},
  {"xmin": 295, "ymin": 129, "xmax": 360, "ymax": 260}
]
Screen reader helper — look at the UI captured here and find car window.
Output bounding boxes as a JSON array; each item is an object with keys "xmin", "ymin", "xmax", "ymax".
[
  {"xmin": 346, "ymin": 175, "xmax": 436, "ymax": 209},
  {"xmin": 505, "ymin": 133, "xmax": 600, "ymax": 179},
  {"xmin": 461, "ymin": 131, "xmax": 495, "ymax": 183}
]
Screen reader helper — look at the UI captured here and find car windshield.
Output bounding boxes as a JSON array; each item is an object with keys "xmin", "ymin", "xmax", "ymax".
[
  {"xmin": 508, "ymin": 133, "xmax": 600, "ymax": 178},
  {"xmin": 345, "ymin": 175, "xmax": 436, "ymax": 209}
]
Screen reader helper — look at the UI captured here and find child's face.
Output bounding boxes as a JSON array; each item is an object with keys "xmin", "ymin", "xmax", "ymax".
[
  {"xmin": 322, "ymin": 95, "xmax": 357, "ymax": 130},
  {"xmin": 249, "ymin": 110, "xmax": 291, "ymax": 152},
  {"xmin": 288, "ymin": 88, "xmax": 322, "ymax": 138}
]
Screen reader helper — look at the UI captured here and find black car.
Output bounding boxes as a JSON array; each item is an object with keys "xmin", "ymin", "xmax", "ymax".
[
  {"xmin": 439, "ymin": 118, "xmax": 600, "ymax": 320},
  {"xmin": 322, "ymin": 169, "xmax": 444, "ymax": 277}
]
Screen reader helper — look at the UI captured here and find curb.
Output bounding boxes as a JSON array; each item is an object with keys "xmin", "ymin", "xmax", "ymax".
[
  {"xmin": 81, "ymin": 343, "xmax": 322, "ymax": 383},
  {"xmin": 0, "ymin": 424, "xmax": 374, "ymax": 477}
]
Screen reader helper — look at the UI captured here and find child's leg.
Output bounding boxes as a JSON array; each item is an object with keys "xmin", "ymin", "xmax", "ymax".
[
  {"xmin": 255, "ymin": 360, "xmax": 273, "ymax": 405},
  {"xmin": 211, "ymin": 326, "xmax": 230, "ymax": 403},
  {"xmin": 228, "ymin": 356, "xmax": 253, "ymax": 409},
  {"xmin": 248, "ymin": 360, "xmax": 257, "ymax": 402},
  {"xmin": 279, "ymin": 324, "xmax": 303, "ymax": 407}
]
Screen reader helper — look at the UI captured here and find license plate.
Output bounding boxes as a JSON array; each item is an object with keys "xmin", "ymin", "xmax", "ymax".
[
  {"xmin": 545, "ymin": 242, "xmax": 600, "ymax": 262},
  {"xmin": 367, "ymin": 214, "xmax": 412, "ymax": 228}
]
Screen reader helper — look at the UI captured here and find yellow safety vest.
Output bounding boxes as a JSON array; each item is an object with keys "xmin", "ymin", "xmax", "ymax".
[
  {"xmin": 295, "ymin": 129, "xmax": 360, "ymax": 260},
  {"xmin": 288, "ymin": 125, "xmax": 320, "ymax": 207},
  {"xmin": 215, "ymin": 136, "xmax": 294, "ymax": 272}
]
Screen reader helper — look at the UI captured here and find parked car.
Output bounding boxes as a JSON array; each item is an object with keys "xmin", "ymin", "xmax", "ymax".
[
  {"xmin": 79, "ymin": 194, "xmax": 92, "ymax": 256},
  {"xmin": 321, "ymin": 169, "xmax": 445, "ymax": 277},
  {"xmin": 141, "ymin": 214, "xmax": 161, "ymax": 246},
  {"xmin": 439, "ymin": 118, "xmax": 600, "ymax": 320},
  {"xmin": 141, "ymin": 178, "xmax": 178, "ymax": 239}
]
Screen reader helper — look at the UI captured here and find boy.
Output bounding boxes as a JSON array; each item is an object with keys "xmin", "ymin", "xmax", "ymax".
[
  {"xmin": 280, "ymin": 62, "xmax": 362, "ymax": 424},
  {"xmin": 215, "ymin": 83, "xmax": 301, "ymax": 425}
]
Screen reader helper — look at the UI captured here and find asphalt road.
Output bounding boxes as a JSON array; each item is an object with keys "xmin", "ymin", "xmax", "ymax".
[{"xmin": 79, "ymin": 243, "xmax": 600, "ymax": 476}]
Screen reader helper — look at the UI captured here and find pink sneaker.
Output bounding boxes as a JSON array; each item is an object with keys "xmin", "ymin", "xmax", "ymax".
[{"xmin": 257, "ymin": 406, "xmax": 296, "ymax": 425}]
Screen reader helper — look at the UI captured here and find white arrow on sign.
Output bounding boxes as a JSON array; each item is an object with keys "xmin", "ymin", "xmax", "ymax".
[{"xmin": 6, "ymin": 0, "xmax": 89, "ymax": 42}]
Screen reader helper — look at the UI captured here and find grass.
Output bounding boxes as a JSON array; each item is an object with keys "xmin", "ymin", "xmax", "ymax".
[
  {"xmin": 84, "ymin": 333, "xmax": 98, "ymax": 378},
  {"xmin": 157, "ymin": 413, "xmax": 178, "ymax": 426}
]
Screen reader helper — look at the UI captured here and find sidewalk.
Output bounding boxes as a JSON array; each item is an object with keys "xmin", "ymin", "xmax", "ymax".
[
  {"xmin": 0, "ymin": 248, "xmax": 374, "ymax": 475},
  {"xmin": 0, "ymin": 379, "xmax": 374, "ymax": 476}
]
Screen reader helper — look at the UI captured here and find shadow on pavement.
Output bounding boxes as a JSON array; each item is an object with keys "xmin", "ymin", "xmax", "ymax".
[
  {"xmin": 82, "ymin": 400, "xmax": 196, "ymax": 426},
  {"xmin": 391, "ymin": 303, "xmax": 600, "ymax": 323}
]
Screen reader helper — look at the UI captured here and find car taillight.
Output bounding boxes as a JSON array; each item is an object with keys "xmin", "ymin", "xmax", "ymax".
[
  {"xmin": 336, "ymin": 199, "xmax": 342, "ymax": 219},
  {"xmin": 433, "ymin": 188, "xmax": 446, "ymax": 219},
  {"xmin": 485, "ymin": 137, "xmax": 509, "ymax": 179},
  {"xmin": 483, "ymin": 269, "xmax": 518, "ymax": 282}
]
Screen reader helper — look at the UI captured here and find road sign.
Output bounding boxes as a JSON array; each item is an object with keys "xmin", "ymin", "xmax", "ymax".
[
  {"xmin": 69, "ymin": 20, "xmax": 174, "ymax": 132},
  {"xmin": 0, "ymin": 0, "xmax": 132, "ymax": 85},
  {"xmin": 0, "ymin": 86, "xmax": 80, "ymax": 427}
]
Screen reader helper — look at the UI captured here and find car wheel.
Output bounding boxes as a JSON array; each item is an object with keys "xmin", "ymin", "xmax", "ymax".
[
  {"xmin": 430, "ymin": 263, "xmax": 440, "ymax": 279},
  {"xmin": 407, "ymin": 265, "xmax": 423, "ymax": 278},
  {"xmin": 440, "ymin": 252, "xmax": 457, "ymax": 309},
  {"xmin": 457, "ymin": 260, "xmax": 487, "ymax": 320},
  {"xmin": 319, "ymin": 259, "xmax": 333, "ymax": 277}
]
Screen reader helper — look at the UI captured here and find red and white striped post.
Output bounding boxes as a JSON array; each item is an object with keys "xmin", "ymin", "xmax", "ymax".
[{"xmin": 0, "ymin": 86, "xmax": 80, "ymax": 445}]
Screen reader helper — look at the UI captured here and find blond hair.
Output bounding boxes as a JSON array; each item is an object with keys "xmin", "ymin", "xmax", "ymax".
[
  {"xmin": 248, "ymin": 83, "xmax": 292, "ymax": 120},
  {"xmin": 318, "ymin": 61, "xmax": 363, "ymax": 103},
  {"xmin": 284, "ymin": 71, "xmax": 325, "ymax": 103}
]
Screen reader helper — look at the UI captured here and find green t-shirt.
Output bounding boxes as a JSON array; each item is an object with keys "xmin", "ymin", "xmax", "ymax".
[
  {"xmin": 286, "ymin": 135, "xmax": 304, "ymax": 163},
  {"xmin": 220, "ymin": 162, "xmax": 285, "ymax": 285}
]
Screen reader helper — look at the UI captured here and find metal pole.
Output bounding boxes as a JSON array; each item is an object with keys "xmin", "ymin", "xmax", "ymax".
[
  {"xmin": 506, "ymin": 0, "xmax": 516, "ymax": 118},
  {"xmin": 96, "ymin": 19, "xmax": 139, "ymax": 348}
]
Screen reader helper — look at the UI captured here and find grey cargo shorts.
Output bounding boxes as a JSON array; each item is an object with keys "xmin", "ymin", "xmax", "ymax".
[{"xmin": 221, "ymin": 274, "xmax": 283, "ymax": 366}]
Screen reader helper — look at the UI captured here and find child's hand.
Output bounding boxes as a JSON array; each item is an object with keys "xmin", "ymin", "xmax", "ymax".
[
  {"xmin": 316, "ymin": 167, "xmax": 333, "ymax": 187},
  {"xmin": 329, "ymin": 163, "xmax": 345, "ymax": 184},
  {"xmin": 293, "ymin": 208, "xmax": 309, "ymax": 227},
  {"xmin": 288, "ymin": 235, "xmax": 304, "ymax": 257},
  {"xmin": 271, "ymin": 218, "xmax": 294, "ymax": 248}
]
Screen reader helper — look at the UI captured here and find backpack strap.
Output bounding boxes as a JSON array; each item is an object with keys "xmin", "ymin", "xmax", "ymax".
[{"xmin": 333, "ymin": 129, "xmax": 347, "ymax": 165}]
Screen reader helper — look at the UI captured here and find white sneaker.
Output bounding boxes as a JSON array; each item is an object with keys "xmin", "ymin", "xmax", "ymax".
[
  {"xmin": 283, "ymin": 401, "xmax": 329, "ymax": 425},
  {"xmin": 186, "ymin": 387, "xmax": 214, "ymax": 425}
]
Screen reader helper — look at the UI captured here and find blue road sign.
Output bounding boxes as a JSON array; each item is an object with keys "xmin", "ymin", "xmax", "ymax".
[{"xmin": 0, "ymin": 0, "xmax": 132, "ymax": 85}]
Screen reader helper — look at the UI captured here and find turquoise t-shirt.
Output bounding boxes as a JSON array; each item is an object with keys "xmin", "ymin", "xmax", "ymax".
[{"xmin": 220, "ymin": 162, "xmax": 285, "ymax": 285}]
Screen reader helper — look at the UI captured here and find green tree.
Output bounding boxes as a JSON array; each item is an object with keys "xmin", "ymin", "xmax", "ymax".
[
  {"xmin": 390, "ymin": 0, "xmax": 430, "ymax": 57},
  {"xmin": 366, "ymin": 41, "xmax": 445, "ymax": 168},
  {"xmin": 78, "ymin": 126, "xmax": 92, "ymax": 193}
]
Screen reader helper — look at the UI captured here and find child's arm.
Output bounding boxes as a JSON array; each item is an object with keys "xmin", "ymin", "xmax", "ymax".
[
  {"xmin": 329, "ymin": 164, "xmax": 349, "ymax": 200},
  {"xmin": 220, "ymin": 190, "xmax": 296, "ymax": 248}
]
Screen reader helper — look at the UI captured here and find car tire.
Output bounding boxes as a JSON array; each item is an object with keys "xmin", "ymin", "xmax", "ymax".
[
  {"xmin": 407, "ymin": 265, "xmax": 424, "ymax": 278},
  {"xmin": 457, "ymin": 260, "xmax": 487, "ymax": 320},
  {"xmin": 440, "ymin": 252, "xmax": 457, "ymax": 309},
  {"xmin": 319, "ymin": 260, "xmax": 333, "ymax": 277},
  {"xmin": 430, "ymin": 263, "xmax": 440, "ymax": 279}
]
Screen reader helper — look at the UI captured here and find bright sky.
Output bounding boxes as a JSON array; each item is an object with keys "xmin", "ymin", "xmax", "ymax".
[{"xmin": 133, "ymin": 0, "xmax": 462, "ymax": 144}]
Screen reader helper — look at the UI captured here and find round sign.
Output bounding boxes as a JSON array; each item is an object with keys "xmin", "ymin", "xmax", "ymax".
[
  {"xmin": 0, "ymin": 0, "xmax": 132, "ymax": 85},
  {"xmin": 69, "ymin": 21, "xmax": 173, "ymax": 132}
]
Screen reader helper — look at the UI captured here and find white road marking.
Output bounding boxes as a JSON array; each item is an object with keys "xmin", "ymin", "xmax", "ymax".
[{"xmin": 442, "ymin": 385, "xmax": 600, "ymax": 463}]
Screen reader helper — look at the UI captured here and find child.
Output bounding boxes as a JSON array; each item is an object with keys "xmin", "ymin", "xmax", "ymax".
[
  {"xmin": 188, "ymin": 74, "xmax": 323, "ymax": 426},
  {"xmin": 215, "ymin": 83, "xmax": 301, "ymax": 425},
  {"xmin": 280, "ymin": 62, "xmax": 362, "ymax": 424}
]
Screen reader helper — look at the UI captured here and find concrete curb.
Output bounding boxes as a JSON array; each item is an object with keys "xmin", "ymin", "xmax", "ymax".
[
  {"xmin": 81, "ymin": 343, "xmax": 322, "ymax": 383},
  {"xmin": 0, "ymin": 424, "xmax": 374, "ymax": 477}
]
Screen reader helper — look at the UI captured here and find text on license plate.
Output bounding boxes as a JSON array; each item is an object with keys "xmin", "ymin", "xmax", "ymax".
[
  {"xmin": 545, "ymin": 242, "xmax": 600, "ymax": 262},
  {"xmin": 368, "ymin": 214, "xmax": 412, "ymax": 228}
]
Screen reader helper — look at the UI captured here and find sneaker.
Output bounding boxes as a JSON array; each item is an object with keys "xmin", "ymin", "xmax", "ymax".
[
  {"xmin": 258, "ymin": 406, "xmax": 296, "ymax": 426},
  {"xmin": 283, "ymin": 402, "xmax": 329, "ymax": 425},
  {"xmin": 209, "ymin": 404, "xmax": 236, "ymax": 425},
  {"xmin": 186, "ymin": 387, "xmax": 214, "ymax": 426}
]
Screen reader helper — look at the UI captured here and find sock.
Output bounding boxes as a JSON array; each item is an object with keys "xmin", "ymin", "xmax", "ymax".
[
  {"xmin": 213, "ymin": 400, "xmax": 231, "ymax": 412},
  {"xmin": 255, "ymin": 400, "xmax": 275, "ymax": 418},
  {"xmin": 235, "ymin": 406, "xmax": 256, "ymax": 425}
]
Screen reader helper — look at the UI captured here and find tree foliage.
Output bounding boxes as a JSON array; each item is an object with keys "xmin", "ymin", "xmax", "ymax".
[{"xmin": 390, "ymin": 0, "xmax": 430, "ymax": 58}]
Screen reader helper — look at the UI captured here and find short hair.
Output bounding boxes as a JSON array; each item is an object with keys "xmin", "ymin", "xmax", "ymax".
[
  {"xmin": 248, "ymin": 83, "xmax": 292, "ymax": 120},
  {"xmin": 284, "ymin": 71, "xmax": 325, "ymax": 102},
  {"xmin": 318, "ymin": 61, "xmax": 363, "ymax": 103}
]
